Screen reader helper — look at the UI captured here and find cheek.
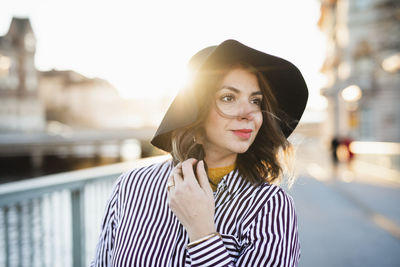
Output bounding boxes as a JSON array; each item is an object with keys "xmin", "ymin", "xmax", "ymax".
[
  {"xmin": 254, "ymin": 114, "xmax": 263, "ymax": 133},
  {"xmin": 204, "ymin": 109, "xmax": 230, "ymax": 138},
  {"xmin": 204, "ymin": 110, "xmax": 221, "ymax": 136},
  {"xmin": 207, "ymin": 107, "xmax": 227, "ymax": 127}
]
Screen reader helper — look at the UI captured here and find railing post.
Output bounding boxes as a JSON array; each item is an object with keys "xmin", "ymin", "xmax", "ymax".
[
  {"xmin": 71, "ymin": 188, "xmax": 85, "ymax": 267},
  {"xmin": 3, "ymin": 206, "xmax": 9, "ymax": 267}
]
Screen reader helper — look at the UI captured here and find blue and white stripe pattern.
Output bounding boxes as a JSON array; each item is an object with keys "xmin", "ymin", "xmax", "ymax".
[{"xmin": 91, "ymin": 159, "xmax": 300, "ymax": 266}]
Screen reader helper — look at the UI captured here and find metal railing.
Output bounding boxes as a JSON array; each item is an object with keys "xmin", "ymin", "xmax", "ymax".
[{"xmin": 0, "ymin": 155, "xmax": 170, "ymax": 267}]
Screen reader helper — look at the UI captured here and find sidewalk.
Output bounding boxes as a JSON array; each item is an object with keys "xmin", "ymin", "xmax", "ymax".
[
  {"xmin": 293, "ymin": 136, "xmax": 400, "ymax": 229},
  {"xmin": 292, "ymin": 135, "xmax": 400, "ymax": 188},
  {"xmin": 289, "ymin": 136, "xmax": 400, "ymax": 267}
]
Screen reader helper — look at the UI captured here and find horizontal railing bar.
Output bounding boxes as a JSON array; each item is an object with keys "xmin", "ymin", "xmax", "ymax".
[
  {"xmin": 0, "ymin": 155, "xmax": 170, "ymax": 206},
  {"xmin": 0, "ymin": 128, "xmax": 156, "ymax": 146},
  {"xmin": 350, "ymin": 141, "xmax": 400, "ymax": 155},
  {"xmin": 0, "ymin": 180, "xmax": 95, "ymax": 206}
]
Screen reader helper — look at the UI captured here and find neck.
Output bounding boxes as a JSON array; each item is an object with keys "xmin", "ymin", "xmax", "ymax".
[{"xmin": 204, "ymin": 151, "xmax": 237, "ymax": 168}]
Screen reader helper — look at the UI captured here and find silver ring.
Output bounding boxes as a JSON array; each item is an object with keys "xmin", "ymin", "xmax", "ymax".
[{"xmin": 167, "ymin": 181, "xmax": 175, "ymax": 190}]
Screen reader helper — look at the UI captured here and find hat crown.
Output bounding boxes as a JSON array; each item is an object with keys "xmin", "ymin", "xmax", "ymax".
[{"xmin": 187, "ymin": 46, "xmax": 216, "ymax": 72}]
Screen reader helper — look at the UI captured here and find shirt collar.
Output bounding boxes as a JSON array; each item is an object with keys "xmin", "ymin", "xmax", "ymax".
[{"xmin": 217, "ymin": 168, "xmax": 253, "ymax": 199}]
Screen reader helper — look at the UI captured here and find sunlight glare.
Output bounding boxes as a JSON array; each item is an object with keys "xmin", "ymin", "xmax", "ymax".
[{"xmin": 1, "ymin": 0, "xmax": 326, "ymax": 109}]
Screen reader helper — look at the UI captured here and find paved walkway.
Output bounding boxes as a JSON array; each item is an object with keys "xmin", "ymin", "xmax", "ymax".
[{"xmin": 288, "ymin": 136, "xmax": 400, "ymax": 267}]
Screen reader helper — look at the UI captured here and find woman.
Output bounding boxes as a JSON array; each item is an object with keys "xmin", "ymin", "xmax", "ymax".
[{"xmin": 92, "ymin": 39, "xmax": 308, "ymax": 266}]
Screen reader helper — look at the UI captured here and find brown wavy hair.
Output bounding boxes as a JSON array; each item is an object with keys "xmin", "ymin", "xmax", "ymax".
[{"xmin": 171, "ymin": 63, "xmax": 294, "ymax": 186}]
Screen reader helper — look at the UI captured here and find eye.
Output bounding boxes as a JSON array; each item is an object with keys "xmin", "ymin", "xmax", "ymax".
[
  {"xmin": 251, "ymin": 97, "xmax": 262, "ymax": 106},
  {"xmin": 220, "ymin": 94, "xmax": 235, "ymax": 102}
]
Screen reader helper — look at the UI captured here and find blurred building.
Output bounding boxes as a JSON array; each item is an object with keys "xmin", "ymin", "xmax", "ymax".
[
  {"xmin": 0, "ymin": 17, "xmax": 171, "ymax": 133},
  {"xmin": 319, "ymin": 0, "xmax": 400, "ymax": 142},
  {"xmin": 0, "ymin": 17, "xmax": 45, "ymax": 132},
  {"xmin": 38, "ymin": 69, "xmax": 170, "ymax": 129},
  {"xmin": 38, "ymin": 70, "xmax": 133, "ymax": 128}
]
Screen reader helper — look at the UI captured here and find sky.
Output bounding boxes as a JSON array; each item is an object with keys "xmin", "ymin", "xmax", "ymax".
[{"xmin": 1, "ymin": 0, "xmax": 327, "ymax": 111}]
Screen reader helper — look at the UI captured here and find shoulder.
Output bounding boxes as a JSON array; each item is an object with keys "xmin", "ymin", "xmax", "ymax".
[
  {"xmin": 263, "ymin": 185, "xmax": 296, "ymax": 219},
  {"xmin": 251, "ymin": 182, "xmax": 292, "ymax": 203},
  {"xmin": 120, "ymin": 158, "xmax": 173, "ymax": 181},
  {"xmin": 253, "ymin": 183, "xmax": 297, "ymax": 216},
  {"xmin": 119, "ymin": 158, "xmax": 173, "ymax": 184},
  {"xmin": 239, "ymin": 183, "xmax": 299, "ymax": 243},
  {"xmin": 116, "ymin": 159, "xmax": 173, "ymax": 199},
  {"xmin": 266, "ymin": 184, "xmax": 295, "ymax": 204}
]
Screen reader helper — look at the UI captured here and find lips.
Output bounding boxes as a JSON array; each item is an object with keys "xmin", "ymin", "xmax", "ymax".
[{"xmin": 232, "ymin": 129, "xmax": 253, "ymax": 139}]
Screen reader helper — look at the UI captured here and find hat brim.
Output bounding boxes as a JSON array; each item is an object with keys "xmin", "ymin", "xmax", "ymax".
[{"xmin": 151, "ymin": 39, "xmax": 308, "ymax": 152}]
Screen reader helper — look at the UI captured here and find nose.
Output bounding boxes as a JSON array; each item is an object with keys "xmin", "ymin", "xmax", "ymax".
[{"xmin": 236, "ymin": 101, "xmax": 255, "ymax": 120}]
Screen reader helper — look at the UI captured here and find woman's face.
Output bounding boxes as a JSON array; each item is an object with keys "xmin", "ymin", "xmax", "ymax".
[{"xmin": 201, "ymin": 67, "xmax": 263, "ymax": 159}]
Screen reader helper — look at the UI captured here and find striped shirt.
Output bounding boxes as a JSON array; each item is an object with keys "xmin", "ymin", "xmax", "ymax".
[{"xmin": 91, "ymin": 159, "xmax": 300, "ymax": 266}]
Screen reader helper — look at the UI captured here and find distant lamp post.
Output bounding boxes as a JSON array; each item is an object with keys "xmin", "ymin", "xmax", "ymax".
[
  {"xmin": 341, "ymin": 85, "xmax": 362, "ymax": 129},
  {"xmin": 382, "ymin": 53, "xmax": 400, "ymax": 73},
  {"xmin": 341, "ymin": 85, "xmax": 362, "ymax": 102}
]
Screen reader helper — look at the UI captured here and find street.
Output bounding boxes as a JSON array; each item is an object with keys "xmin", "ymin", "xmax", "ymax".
[{"xmin": 289, "ymin": 137, "xmax": 400, "ymax": 267}]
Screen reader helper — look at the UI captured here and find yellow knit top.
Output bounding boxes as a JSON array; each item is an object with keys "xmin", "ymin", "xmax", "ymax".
[{"xmin": 207, "ymin": 163, "xmax": 236, "ymax": 191}]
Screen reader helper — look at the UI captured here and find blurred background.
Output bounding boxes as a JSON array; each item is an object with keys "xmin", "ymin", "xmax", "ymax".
[{"xmin": 0, "ymin": 0, "xmax": 399, "ymax": 266}]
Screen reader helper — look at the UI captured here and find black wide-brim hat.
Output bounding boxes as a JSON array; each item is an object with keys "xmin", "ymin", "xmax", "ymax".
[{"xmin": 151, "ymin": 39, "xmax": 308, "ymax": 152}]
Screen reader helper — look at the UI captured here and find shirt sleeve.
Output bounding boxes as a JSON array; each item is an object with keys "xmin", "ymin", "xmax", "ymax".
[
  {"xmin": 90, "ymin": 175, "xmax": 122, "ymax": 267},
  {"xmin": 187, "ymin": 189, "xmax": 300, "ymax": 267}
]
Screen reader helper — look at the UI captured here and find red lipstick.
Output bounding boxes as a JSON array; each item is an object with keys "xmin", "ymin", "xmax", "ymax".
[{"xmin": 232, "ymin": 129, "xmax": 252, "ymax": 139}]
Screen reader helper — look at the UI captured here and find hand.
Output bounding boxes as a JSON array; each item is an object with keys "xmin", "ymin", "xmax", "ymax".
[{"xmin": 167, "ymin": 159, "xmax": 216, "ymax": 242}]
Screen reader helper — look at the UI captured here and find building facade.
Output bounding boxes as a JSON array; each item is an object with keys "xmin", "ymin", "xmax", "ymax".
[
  {"xmin": 319, "ymin": 0, "xmax": 400, "ymax": 141},
  {"xmin": 38, "ymin": 70, "xmax": 132, "ymax": 128},
  {"xmin": 0, "ymin": 17, "xmax": 45, "ymax": 132}
]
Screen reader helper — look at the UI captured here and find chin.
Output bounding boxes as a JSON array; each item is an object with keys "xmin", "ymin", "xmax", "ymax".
[{"xmin": 230, "ymin": 144, "xmax": 252, "ymax": 154}]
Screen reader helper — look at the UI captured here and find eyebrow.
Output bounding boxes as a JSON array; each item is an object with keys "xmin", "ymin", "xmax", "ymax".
[{"xmin": 219, "ymin": 86, "xmax": 263, "ymax": 96}]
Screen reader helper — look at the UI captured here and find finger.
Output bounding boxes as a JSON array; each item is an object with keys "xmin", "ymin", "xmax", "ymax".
[
  {"xmin": 196, "ymin": 160, "xmax": 212, "ymax": 193},
  {"xmin": 166, "ymin": 177, "xmax": 173, "ymax": 202},
  {"xmin": 181, "ymin": 159, "xmax": 198, "ymax": 186},
  {"xmin": 166, "ymin": 174, "xmax": 175, "ymax": 191},
  {"xmin": 173, "ymin": 163, "xmax": 184, "ymax": 185},
  {"xmin": 175, "ymin": 162, "xmax": 183, "ymax": 174}
]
